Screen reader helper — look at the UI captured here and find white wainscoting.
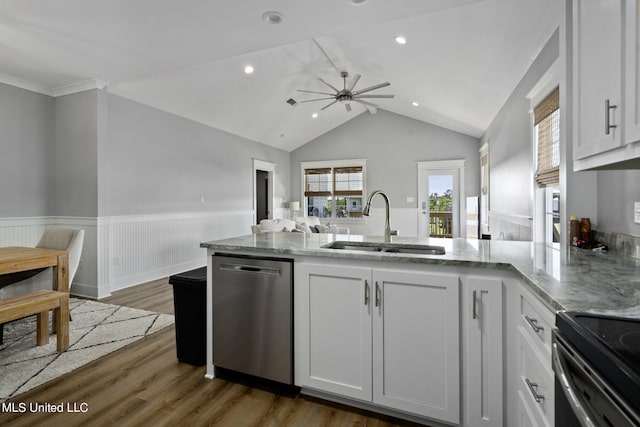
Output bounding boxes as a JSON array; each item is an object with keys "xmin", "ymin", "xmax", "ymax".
[{"xmin": 1, "ymin": 211, "xmax": 254, "ymax": 299}]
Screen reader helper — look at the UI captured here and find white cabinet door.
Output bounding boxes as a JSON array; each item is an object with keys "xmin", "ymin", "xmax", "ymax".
[
  {"xmin": 464, "ymin": 276, "xmax": 503, "ymax": 427},
  {"xmin": 372, "ymin": 269, "xmax": 460, "ymax": 423},
  {"xmin": 573, "ymin": 0, "xmax": 623, "ymax": 161},
  {"xmin": 625, "ymin": 0, "xmax": 640, "ymax": 144},
  {"xmin": 294, "ymin": 263, "xmax": 372, "ymax": 401}
]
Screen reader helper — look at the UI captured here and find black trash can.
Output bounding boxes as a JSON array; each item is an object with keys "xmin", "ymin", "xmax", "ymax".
[{"xmin": 169, "ymin": 266, "xmax": 207, "ymax": 366}]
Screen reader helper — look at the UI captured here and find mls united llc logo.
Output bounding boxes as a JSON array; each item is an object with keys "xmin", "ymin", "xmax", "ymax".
[{"xmin": 2, "ymin": 401, "xmax": 89, "ymax": 413}]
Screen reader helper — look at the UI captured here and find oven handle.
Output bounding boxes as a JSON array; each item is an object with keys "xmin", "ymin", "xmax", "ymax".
[{"xmin": 552, "ymin": 342, "xmax": 597, "ymax": 427}]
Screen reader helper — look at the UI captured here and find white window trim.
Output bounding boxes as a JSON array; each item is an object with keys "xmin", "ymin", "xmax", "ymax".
[
  {"xmin": 300, "ymin": 159, "xmax": 367, "ymax": 222},
  {"xmin": 527, "ymin": 59, "xmax": 560, "ymax": 244}
]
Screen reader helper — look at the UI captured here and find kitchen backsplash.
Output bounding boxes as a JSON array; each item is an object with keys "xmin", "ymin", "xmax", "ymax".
[{"xmin": 593, "ymin": 230, "xmax": 640, "ymax": 259}]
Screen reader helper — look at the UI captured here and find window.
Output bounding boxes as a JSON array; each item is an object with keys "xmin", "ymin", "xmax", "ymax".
[
  {"xmin": 302, "ymin": 160, "xmax": 365, "ymax": 219},
  {"xmin": 534, "ymin": 86, "xmax": 560, "ymax": 187}
]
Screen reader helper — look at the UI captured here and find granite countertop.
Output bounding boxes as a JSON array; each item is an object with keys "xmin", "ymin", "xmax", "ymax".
[{"xmin": 201, "ymin": 233, "xmax": 640, "ymax": 318}]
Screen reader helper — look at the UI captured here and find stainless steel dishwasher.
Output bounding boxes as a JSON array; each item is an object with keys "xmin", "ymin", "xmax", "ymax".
[{"xmin": 212, "ymin": 254, "xmax": 293, "ymax": 384}]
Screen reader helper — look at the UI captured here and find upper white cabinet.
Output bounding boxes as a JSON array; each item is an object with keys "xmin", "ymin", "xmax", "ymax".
[
  {"xmin": 294, "ymin": 262, "xmax": 460, "ymax": 424},
  {"xmin": 573, "ymin": 0, "xmax": 640, "ymax": 170}
]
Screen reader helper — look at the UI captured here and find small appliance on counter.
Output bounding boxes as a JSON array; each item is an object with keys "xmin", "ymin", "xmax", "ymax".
[{"xmin": 553, "ymin": 311, "xmax": 640, "ymax": 426}]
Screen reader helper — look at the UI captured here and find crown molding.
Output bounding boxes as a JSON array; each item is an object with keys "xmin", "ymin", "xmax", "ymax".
[
  {"xmin": 52, "ymin": 79, "xmax": 108, "ymax": 97},
  {"xmin": 0, "ymin": 72, "xmax": 54, "ymax": 96}
]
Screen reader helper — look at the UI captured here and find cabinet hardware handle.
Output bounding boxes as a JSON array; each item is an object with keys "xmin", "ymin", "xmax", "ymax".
[
  {"xmin": 605, "ymin": 99, "xmax": 617, "ymax": 135},
  {"xmin": 525, "ymin": 315, "xmax": 544, "ymax": 333},
  {"xmin": 375, "ymin": 282, "xmax": 380, "ymax": 307},
  {"xmin": 364, "ymin": 280, "xmax": 370, "ymax": 306},
  {"xmin": 472, "ymin": 290, "xmax": 477, "ymax": 320},
  {"xmin": 525, "ymin": 378, "xmax": 545, "ymax": 403}
]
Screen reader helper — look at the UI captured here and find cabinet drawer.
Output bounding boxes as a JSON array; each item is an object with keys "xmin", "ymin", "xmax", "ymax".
[
  {"xmin": 519, "ymin": 287, "xmax": 554, "ymax": 359},
  {"xmin": 518, "ymin": 328, "xmax": 554, "ymax": 426}
]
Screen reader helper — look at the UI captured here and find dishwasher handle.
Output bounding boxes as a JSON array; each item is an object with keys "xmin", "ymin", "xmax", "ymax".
[{"xmin": 219, "ymin": 263, "xmax": 281, "ymax": 276}]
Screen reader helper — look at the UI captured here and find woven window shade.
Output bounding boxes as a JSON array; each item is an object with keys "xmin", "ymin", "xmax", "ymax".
[
  {"xmin": 304, "ymin": 168, "xmax": 332, "ymax": 196},
  {"xmin": 333, "ymin": 166, "xmax": 363, "ymax": 196},
  {"xmin": 535, "ymin": 87, "xmax": 560, "ymax": 187},
  {"xmin": 480, "ymin": 154, "xmax": 488, "ymax": 195}
]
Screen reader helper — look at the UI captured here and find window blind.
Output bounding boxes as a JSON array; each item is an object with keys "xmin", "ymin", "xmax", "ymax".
[
  {"xmin": 304, "ymin": 168, "xmax": 332, "ymax": 196},
  {"xmin": 534, "ymin": 87, "xmax": 560, "ymax": 187},
  {"xmin": 333, "ymin": 166, "xmax": 363, "ymax": 196},
  {"xmin": 480, "ymin": 154, "xmax": 488, "ymax": 195}
]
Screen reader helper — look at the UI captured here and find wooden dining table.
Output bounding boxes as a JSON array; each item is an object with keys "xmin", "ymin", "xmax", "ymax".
[
  {"xmin": 0, "ymin": 246, "xmax": 69, "ymax": 292},
  {"xmin": 0, "ymin": 246, "xmax": 70, "ymax": 350}
]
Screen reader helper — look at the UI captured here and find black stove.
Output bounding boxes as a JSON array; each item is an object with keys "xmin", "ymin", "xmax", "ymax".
[{"xmin": 555, "ymin": 311, "xmax": 640, "ymax": 420}]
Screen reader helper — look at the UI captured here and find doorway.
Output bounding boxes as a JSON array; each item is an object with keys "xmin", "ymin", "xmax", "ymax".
[
  {"xmin": 253, "ymin": 159, "xmax": 275, "ymax": 225},
  {"xmin": 417, "ymin": 160, "xmax": 465, "ymax": 239},
  {"xmin": 256, "ymin": 170, "xmax": 269, "ymax": 223}
]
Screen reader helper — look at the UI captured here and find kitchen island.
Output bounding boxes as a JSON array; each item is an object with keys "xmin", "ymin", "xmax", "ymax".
[
  {"xmin": 201, "ymin": 233, "xmax": 640, "ymax": 426},
  {"xmin": 201, "ymin": 232, "xmax": 640, "ymax": 315}
]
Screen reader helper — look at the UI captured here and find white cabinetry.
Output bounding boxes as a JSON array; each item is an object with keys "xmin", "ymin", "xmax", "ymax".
[
  {"xmin": 295, "ymin": 264, "xmax": 372, "ymax": 401},
  {"xmin": 295, "ymin": 262, "xmax": 460, "ymax": 423},
  {"xmin": 573, "ymin": 0, "xmax": 640, "ymax": 170},
  {"xmin": 464, "ymin": 276, "xmax": 503, "ymax": 427},
  {"xmin": 506, "ymin": 280, "xmax": 556, "ymax": 427}
]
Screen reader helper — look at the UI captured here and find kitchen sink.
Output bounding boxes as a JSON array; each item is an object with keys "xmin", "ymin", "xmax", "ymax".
[{"xmin": 322, "ymin": 241, "xmax": 445, "ymax": 255}]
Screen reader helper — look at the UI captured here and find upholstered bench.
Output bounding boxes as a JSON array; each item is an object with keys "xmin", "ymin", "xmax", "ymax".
[{"xmin": 0, "ymin": 290, "xmax": 69, "ymax": 352}]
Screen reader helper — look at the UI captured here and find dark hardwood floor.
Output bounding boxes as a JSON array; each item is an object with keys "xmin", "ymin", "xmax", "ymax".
[{"xmin": 0, "ymin": 277, "xmax": 427, "ymax": 426}]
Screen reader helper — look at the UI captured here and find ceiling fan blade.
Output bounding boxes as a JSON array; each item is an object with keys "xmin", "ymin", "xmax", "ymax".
[
  {"xmin": 321, "ymin": 100, "xmax": 339, "ymax": 110},
  {"xmin": 345, "ymin": 103, "xmax": 352, "ymax": 112},
  {"xmin": 352, "ymin": 99, "xmax": 379, "ymax": 108},
  {"xmin": 298, "ymin": 97, "xmax": 336, "ymax": 103},
  {"xmin": 352, "ymin": 82, "xmax": 390, "ymax": 95},
  {"xmin": 318, "ymin": 78, "xmax": 340, "ymax": 93},
  {"xmin": 354, "ymin": 94, "xmax": 394, "ymax": 99},
  {"xmin": 297, "ymin": 89, "xmax": 336, "ymax": 96},
  {"xmin": 346, "ymin": 74, "xmax": 361, "ymax": 92}
]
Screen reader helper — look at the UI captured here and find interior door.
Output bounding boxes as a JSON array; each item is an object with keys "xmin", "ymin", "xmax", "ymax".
[
  {"xmin": 418, "ymin": 170, "xmax": 460, "ymax": 238},
  {"xmin": 256, "ymin": 170, "xmax": 269, "ymax": 223}
]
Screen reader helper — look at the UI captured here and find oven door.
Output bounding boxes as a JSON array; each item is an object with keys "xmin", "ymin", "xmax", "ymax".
[{"xmin": 553, "ymin": 332, "xmax": 640, "ymax": 427}]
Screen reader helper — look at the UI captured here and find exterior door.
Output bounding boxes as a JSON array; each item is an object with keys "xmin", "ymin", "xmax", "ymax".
[{"xmin": 418, "ymin": 168, "xmax": 461, "ymax": 239}]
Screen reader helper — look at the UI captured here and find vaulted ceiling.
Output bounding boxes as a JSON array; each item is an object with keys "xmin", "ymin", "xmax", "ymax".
[{"xmin": 0, "ymin": 0, "xmax": 561, "ymax": 151}]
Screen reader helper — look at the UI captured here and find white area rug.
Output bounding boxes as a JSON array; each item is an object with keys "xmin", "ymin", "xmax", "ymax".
[{"xmin": 0, "ymin": 298, "xmax": 174, "ymax": 401}]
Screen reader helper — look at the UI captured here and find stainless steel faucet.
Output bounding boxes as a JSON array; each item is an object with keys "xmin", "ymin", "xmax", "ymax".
[{"xmin": 363, "ymin": 190, "xmax": 397, "ymax": 241}]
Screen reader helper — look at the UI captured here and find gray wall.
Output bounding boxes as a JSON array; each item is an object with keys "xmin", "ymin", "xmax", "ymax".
[
  {"xmin": 55, "ymin": 90, "xmax": 101, "ymax": 217},
  {"xmin": 290, "ymin": 109, "xmax": 480, "ymax": 209},
  {"xmin": 102, "ymin": 93, "xmax": 290, "ymax": 216},
  {"xmin": 0, "ymin": 83, "xmax": 55, "ymax": 217},
  {"xmin": 480, "ymin": 29, "xmax": 560, "ymax": 240}
]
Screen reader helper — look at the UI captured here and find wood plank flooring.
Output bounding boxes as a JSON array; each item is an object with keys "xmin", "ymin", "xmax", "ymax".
[{"xmin": 0, "ymin": 278, "xmax": 428, "ymax": 426}]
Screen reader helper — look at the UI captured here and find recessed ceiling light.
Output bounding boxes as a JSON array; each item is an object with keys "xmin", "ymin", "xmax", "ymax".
[
  {"xmin": 311, "ymin": 113, "xmax": 318, "ymax": 119},
  {"xmin": 244, "ymin": 65, "xmax": 254, "ymax": 74},
  {"xmin": 395, "ymin": 35, "xmax": 407, "ymax": 45},
  {"xmin": 262, "ymin": 11, "xmax": 284, "ymax": 24},
  {"xmin": 412, "ymin": 101, "xmax": 419, "ymax": 107}
]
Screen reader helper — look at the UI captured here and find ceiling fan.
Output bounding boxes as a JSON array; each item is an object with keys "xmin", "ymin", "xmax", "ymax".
[{"xmin": 297, "ymin": 71, "xmax": 394, "ymax": 112}]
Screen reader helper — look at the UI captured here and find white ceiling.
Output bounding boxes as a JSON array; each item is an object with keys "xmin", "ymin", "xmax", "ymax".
[{"xmin": 0, "ymin": 0, "xmax": 561, "ymax": 151}]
